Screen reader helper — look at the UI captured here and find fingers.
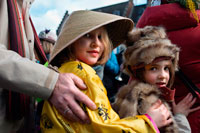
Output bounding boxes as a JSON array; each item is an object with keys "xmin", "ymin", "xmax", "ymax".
[
  {"xmin": 164, "ymin": 117, "xmax": 173, "ymax": 126},
  {"xmin": 160, "ymin": 103, "xmax": 170, "ymax": 120},
  {"xmin": 186, "ymin": 93, "xmax": 193, "ymax": 103},
  {"xmin": 75, "ymin": 89, "xmax": 96, "ymax": 110},
  {"xmin": 49, "ymin": 73, "xmax": 97, "ymax": 124},
  {"xmin": 179, "ymin": 93, "xmax": 192, "ymax": 105},
  {"xmin": 186, "ymin": 98, "xmax": 196, "ymax": 110},
  {"xmin": 173, "ymin": 93, "xmax": 199, "ymax": 116},
  {"xmin": 62, "ymin": 104, "xmax": 87, "ymax": 124},
  {"xmin": 159, "ymin": 104, "xmax": 173, "ymax": 127},
  {"xmin": 182, "ymin": 93, "xmax": 191, "ymax": 103},
  {"xmin": 181, "ymin": 93, "xmax": 196, "ymax": 108},
  {"xmin": 69, "ymin": 74, "xmax": 96, "ymax": 110},
  {"xmin": 67, "ymin": 100, "xmax": 90, "ymax": 123},
  {"xmin": 189, "ymin": 106, "xmax": 200, "ymax": 113},
  {"xmin": 147, "ymin": 100, "xmax": 173, "ymax": 128},
  {"xmin": 152, "ymin": 99, "xmax": 162, "ymax": 109},
  {"xmin": 172, "ymin": 101, "xmax": 176, "ymax": 108},
  {"xmin": 70, "ymin": 73, "xmax": 87, "ymax": 90}
]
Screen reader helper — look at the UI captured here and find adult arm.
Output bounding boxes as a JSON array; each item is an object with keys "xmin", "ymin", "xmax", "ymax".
[
  {"xmin": 0, "ymin": 45, "xmax": 96, "ymax": 122},
  {"xmin": 0, "ymin": 44, "xmax": 57, "ymax": 98}
]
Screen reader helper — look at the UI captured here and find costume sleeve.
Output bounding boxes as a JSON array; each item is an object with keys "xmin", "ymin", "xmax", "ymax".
[
  {"xmin": 174, "ymin": 114, "xmax": 191, "ymax": 133},
  {"xmin": 41, "ymin": 61, "xmax": 159, "ymax": 133},
  {"xmin": 0, "ymin": 44, "xmax": 59, "ymax": 99}
]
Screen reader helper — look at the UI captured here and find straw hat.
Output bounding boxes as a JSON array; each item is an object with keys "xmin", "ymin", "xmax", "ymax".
[{"xmin": 49, "ymin": 10, "xmax": 134, "ymax": 64}]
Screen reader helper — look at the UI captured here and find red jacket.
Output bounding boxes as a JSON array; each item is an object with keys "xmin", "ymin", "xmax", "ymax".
[{"xmin": 136, "ymin": 3, "xmax": 200, "ymax": 132}]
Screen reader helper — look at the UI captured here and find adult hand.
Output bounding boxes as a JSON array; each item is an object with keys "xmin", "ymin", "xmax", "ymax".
[
  {"xmin": 172, "ymin": 93, "xmax": 200, "ymax": 116},
  {"xmin": 146, "ymin": 99, "xmax": 172, "ymax": 128},
  {"xmin": 49, "ymin": 73, "xmax": 97, "ymax": 124}
]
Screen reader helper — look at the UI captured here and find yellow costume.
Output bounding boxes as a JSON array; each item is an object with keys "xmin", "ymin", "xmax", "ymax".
[{"xmin": 41, "ymin": 61, "xmax": 158, "ymax": 133}]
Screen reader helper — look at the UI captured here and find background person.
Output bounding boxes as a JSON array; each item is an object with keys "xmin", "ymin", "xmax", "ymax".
[{"xmin": 39, "ymin": 29, "xmax": 57, "ymax": 60}]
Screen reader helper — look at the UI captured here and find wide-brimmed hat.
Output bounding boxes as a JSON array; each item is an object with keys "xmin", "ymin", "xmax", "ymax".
[{"xmin": 49, "ymin": 10, "xmax": 134, "ymax": 64}]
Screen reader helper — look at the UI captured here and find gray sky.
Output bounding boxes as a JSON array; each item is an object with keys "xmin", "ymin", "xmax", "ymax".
[{"xmin": 30, "ymin": 0, "xmax": 147, "ymax": 34}]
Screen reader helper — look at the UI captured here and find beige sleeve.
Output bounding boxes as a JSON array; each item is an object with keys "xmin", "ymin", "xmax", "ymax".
[{"xmin": 0, "ymin": 44, "xmax": 59, "ymax": 99}]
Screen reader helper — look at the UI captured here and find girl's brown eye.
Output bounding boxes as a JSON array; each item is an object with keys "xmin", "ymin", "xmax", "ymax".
[
  {"xmin": 98, "ymin": 35, "xmax": 102, "ymax": 40},
  {"xmin": 150, "ymin": 67, "xmax": 157, "ymax": 71},
  {"xmin": 84, "ymin": 33, "xmax": 90, "ymax": 38}
]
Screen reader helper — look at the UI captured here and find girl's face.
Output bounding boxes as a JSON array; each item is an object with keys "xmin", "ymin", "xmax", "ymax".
[
  {"xmin": 144, "ymin": 60, "xmax": 171, "ymax": 88},
  {"xmin": 72, "ymin": 27, "xmax": 105, "ymax": 65}
]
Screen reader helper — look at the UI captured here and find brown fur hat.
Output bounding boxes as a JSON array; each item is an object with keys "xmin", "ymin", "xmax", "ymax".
[
  {"xmin": 126, "ymin": 26, "xmax": 167, "ymax": 46},
  {"xmin": 124, "ymin": 26, "xmax": 180, "ymax": 87}
]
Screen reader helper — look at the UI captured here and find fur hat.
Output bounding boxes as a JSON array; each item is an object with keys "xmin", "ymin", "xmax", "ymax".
[
  {"xmin": 124, "ymin": 26, "xmax": 180, "ymax": 87},
  {"xmin": 49, "ymin": 10, "xmax": 134, "ymax": 65},
  {"xmin": 126, "ymin": 26, "xmax": 167, "ymax": 46}
]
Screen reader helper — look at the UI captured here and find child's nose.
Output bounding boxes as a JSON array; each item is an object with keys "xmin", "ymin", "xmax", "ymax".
[
  {"xmin": 91, "ymin": 37, "xmax": 101, "ymax": 47},
  {"xmin": 158, "ymin": 70, "xmax": 166, "ymax": 79}
]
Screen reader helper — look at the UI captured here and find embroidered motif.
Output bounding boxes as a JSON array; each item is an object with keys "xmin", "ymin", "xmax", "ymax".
[
  {"xmin": 77, "ymin": 63, "xmax": 83, "ymax": 70},
  {"xmin": 98, "ymin": 104, "xmax": 110, "ymax": 121},
  {"xmin": 122, "ymin": 130, "xmax": 131, "ymax": 133},
  {"xmin": 57, "ymin": 117, "xmax": 74, "ymax": 132},
  {"xmin": 100, "ymin": 88, "xmax": 104, "ymax": 92},
  {"xmin": 41, "ymin": 113, "xmax": 54, "ymax": 129}
]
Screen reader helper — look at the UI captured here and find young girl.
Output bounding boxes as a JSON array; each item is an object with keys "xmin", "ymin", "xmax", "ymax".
[
  {"xmin": 113, "ymin": 26, "xmax": 200, "ymax": 133},
  {"xmin": 40, "ymin": 10, "xmax": 173, "ymax": 133}
]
